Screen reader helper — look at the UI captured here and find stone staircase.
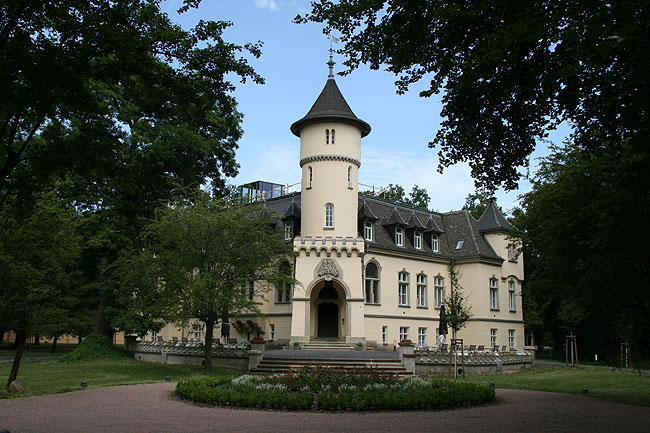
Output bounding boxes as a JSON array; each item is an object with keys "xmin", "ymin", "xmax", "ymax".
[
  {"xmin": 300, "ymin": 338, "xmax": 355, "ymax": 351},
  {"xmin": 251, "ymin": 355, "xmax": 411, "ymax": 376}
]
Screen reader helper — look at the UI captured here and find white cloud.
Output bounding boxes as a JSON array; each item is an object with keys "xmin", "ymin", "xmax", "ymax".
[{"xmin": 254, "ymin": 0, "xmax": 279, "ymax": 11}]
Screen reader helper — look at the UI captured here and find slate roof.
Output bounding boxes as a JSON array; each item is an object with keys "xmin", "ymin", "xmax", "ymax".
[
  {"xmin": 260, "ymin": 192, "xmax": 503, "ymax": 262},
  {"xmin": 477, "ymin": 202, "xmax": 516, "ymax": 233},
  {"xmin": 290, "ymin": 78, "xmax": 371, "ymax": 137}
]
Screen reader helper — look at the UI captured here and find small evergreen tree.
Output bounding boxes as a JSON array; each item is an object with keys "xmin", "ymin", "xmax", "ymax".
[{"xmin": 445, "ymin": 266, "xmax": 473, "ymax": 340}]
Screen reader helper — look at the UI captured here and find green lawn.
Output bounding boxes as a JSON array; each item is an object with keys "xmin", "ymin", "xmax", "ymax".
[
  {"xmin": 465, "ymin": 366, "xmax": 650, "ymax": 407},
  {"xmin": 0, "ymin": 357, "xmax": 239, "ymax": 397}
]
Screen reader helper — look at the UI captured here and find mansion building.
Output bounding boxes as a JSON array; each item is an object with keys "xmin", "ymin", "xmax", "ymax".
[{"xmin": 153, "ymin": 67, "xmax": 525, "ymax": 350}]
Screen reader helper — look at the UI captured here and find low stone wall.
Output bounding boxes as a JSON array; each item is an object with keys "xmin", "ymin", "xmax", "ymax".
[
  {"xmin": 125, "ymin": 338, "xmax": 254, "ymax": 371},
  {"xmin": 414, "ymin": 349, "xmax": 533, "ymax": 375}
]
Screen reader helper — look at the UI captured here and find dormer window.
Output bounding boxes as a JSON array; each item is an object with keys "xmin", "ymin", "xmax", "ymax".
[
  {"xmin": 364, "ymin": 221, "xmax": 373, "ymax": 241},
  {"xmin": 432, "ymin": 235, "xmax": 439, "ymax": 252},
  {"xmin": 325, "ymin": 203, "xmax": 334, "ymax": 228},
  {"xmin": 284, "ymin": 221, "xmax": 293, "ymax": 240},
  {"xmin": 414, "ymin": 231, "xmax": 422, "ymax": 250},
  {"xmin": 395, "ymin": 227, "xmax": 404, "ymax": 246}
]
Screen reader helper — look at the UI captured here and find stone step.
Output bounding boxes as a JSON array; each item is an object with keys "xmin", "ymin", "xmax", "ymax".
[{"xmin": 251, "ymin": 356, "xmax": 411, "ymax": 376}]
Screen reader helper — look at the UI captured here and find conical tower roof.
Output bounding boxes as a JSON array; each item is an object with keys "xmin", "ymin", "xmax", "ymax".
[
  {"xmin": 477, "ymin": 202, "xmax": 515, "ymax": 233},
  {"xmin": 291, "ymin": 77, "xmax": 371, "ymax": 137}
]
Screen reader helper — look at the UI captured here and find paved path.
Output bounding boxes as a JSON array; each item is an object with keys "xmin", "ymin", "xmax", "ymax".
[{"xmin": 1, "ymin": 383, "xmax": 649, "ymax": 433}]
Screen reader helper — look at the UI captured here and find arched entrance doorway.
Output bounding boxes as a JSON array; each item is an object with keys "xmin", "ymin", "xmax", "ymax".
[{"xmin": 310, "ymin": 280, "xmax": 346, "ymax": 339}]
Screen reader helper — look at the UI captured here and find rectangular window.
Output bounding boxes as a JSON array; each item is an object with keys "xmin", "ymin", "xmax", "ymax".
[
  {"xmin": 490, "ymin": 329, "xmax": 497, "ymax": 348},
  {"xmin": 193, "ymin": 325, "xmax": 201, "ymax": 340},
  {"xmin": 418, "ymin": 327, "xmax": 427, "ymax": 347},
  {"xmin": 331, "ymin": 129, "xmax": 335, "ymax": 144},
  {"xmin": 508, "ymin": 244, "xmax": 518, "ymax": 262},
  {"xmin": 270, "ymin": 324, "xmax": 275, "ymax": 341},
  {"xmin": 382, "ymin": 326, "xmax": 387, "ymax": 344},
  {"xmin": 416, "ymin": 274, "xmax": 427, "ymax": 307},
  {"xmin": 325, "ymin": 129, "xmax": 330, "ymax": 144},
  {"xmin": 284, "ymin": 222, "xmax": 293, "ymax": 240},
  {"xmin": 276, "ymin": 285, "xmax": 291, "ymax": 303},
  {"xmin": 490, "ymin": 278, "xmax": 499, "ymax": 310},
  {"xmin": 399, "ymin": 327, "xmax": 409, "ymax": 341},
  {"xmin": 434, "ymin": 276, "xmax": 445, "ymax": 308},
  {"xmin": 398, "ymin": 272, "xmax": 409, "ymax": 306},
  {"xmin": 364, "ymin": 221, "xmax": 373, "ymax": 241},
  {"xmin": 150, "ymin": 331, "xmax": 157, "ymax": 342},
  {"xmin": 509, "ymin": 280, "xmax": 516, "ymax": 312},
  {"xmin": 508, "ymin": 329, "xmax": 515, "ymax": 349},
  {"xmin": 414, "ymin": 231, "xmax": 422, "ymax": 249},
  {"xmin": 248, "ymin": 281, "xmax": 254, "ymax": 301},
  {"xmin": 395, "ymin": 228, "xmax": 404, "ymax": 246},
  {"xmin": 432, "ymin": 235, "xmax": 439, "ymax": 252}
]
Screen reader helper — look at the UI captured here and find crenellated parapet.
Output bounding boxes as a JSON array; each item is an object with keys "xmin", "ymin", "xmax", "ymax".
[{"xmin": 294, "ymin": 236, "xmax": 364, "ymax": 258}]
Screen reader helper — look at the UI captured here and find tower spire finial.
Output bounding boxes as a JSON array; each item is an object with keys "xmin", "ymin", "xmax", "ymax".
[{"xmin": 327, "ymin": 32, "xmax": 339, "ymax": 78}]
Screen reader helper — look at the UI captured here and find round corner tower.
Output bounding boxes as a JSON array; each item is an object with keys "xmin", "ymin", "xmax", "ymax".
[{"xmin": 290, "ymin": 73, "xmax": 371, "ymax": 238}]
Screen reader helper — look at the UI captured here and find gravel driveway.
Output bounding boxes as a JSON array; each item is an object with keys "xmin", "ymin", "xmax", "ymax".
[{"xmin": 1, "ymin": 382, "xmax": 648, "ymax": 433}]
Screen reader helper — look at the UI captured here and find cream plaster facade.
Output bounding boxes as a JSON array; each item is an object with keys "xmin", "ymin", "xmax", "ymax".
[{"xmin": 144, "ymin": 74, "xmax": 525, "ymax": 351}]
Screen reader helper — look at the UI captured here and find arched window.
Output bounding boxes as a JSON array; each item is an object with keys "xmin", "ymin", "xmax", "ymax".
[
  {"xmin": 325, "ymin": 203, "xmax": 334, "ymax": 228},
  {"xmin": 431, "ymin": 235, "xmax": 440, "ymax": 252},
  {"xmin": 395, "ymin": 227, "xmax": 404, "ymax": 246},
  {"xmin": 325, "ymin": 129, "xmax": 330, "ymax": 144},
  {"xmin": 331, "ymin": 128, "xmax": 335, "ymax": 144},
  {"xmin": 347, "ymin": 166, "xmax": 352, "ymax": 188},
  {"xmin": 489, "ymin": 277, "xmax": 499, "ymax": 310},
  {"xmin": 365, "ymin": 262, "xmax": 380, "ymax": 304},
  {"xmin": 508, "ymin": 279, "xmax": 516, "ymax": 312}
]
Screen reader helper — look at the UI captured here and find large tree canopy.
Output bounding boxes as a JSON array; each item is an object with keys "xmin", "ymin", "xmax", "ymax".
[{"xmin": 297, "ymin": 1, "xmax": 650, "ymax": 190}]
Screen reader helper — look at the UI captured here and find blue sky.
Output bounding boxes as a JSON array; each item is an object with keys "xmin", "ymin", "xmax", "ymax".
[{"xmin": 165, "ymin": 0, "xmax": 568, "ymax": 213}]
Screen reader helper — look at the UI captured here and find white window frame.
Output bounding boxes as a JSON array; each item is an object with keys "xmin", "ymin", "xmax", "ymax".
[
  {"xmin": 193, "ymin": 325, "xmax": 201, "ymax": 340},
  {"xmin": 414, "ymin": 231, "xmax": 422, "ymax": 249},
  {"xmin": 382, "ymin": 326, "xmax": 387, "ymax": 344},
  {"xmin": 395, "ymin": 227, "xmax": 404, "ymax": 246},
  {"xmin": 364, "ymin": 221, "xmax": 373, "ymax": 241},
  {"xmin": 489, "ymin": 277, "xmax": 499, "ymax": 310},
  {"xmin": 325, "ymin": 203, "xmax": 334, "ymax": 228},
  {"xmin": 490, "ymin": 329, "xmax": 497, "ymax": 348},
  {"xmin": 432, "ymin": 235, "xmax": 439, "ymax": 252},
  {"xmin": 509, "ymin": 280, "xmax": 516, "ymax": 312},
  {"xmin": 418, "ymin": 327, "xmax": 427, "ymax": 347},
  {"xmin": 399, "ymin": 326, "xmax": 409, "ymax": 341},
  {"xmin": 434, "ymin": 275, "xmax": 445, "ymax": 308},
  {"xmin": 364, "ymin": 262, "xmax": 380, "ymax": 305},
  {"xmin": 416, "ymin": 273, "xmax": 427, "ymax": 307},
  {"xmin": 284, "ymin": 221, "xmax": 293, "ymax": 240},
  {"xmin": 269, "ymin": 324, "xmax": 275, "ymax": 340},
  {"xmin": 508, "ymin": 243, "xmax": 518, "ymax": 262},
  {"xmin": 508, "ymin": 329, "xmax": 515, "ymax": 349},
  {"xmin": 150, "ymin": 331, "xmax": 157, "ymax": 342},
  {"xmin": 398, "ymin": 271, "xmax": 409, "ymax": 306}
]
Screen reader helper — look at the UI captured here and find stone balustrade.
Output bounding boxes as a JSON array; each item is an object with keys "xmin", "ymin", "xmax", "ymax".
[{"xmin": 414, "ymin": 348, "xmax": 533, "ymax": 375}]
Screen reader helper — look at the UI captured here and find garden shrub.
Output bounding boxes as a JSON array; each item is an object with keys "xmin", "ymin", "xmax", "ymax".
[
  {"xmin": 59, "ymin": 334, "xmax": 126, "ymax": 362},
  {"xmin": 176, "ymin": 367, "xmax": 495, "ymax": 411}
]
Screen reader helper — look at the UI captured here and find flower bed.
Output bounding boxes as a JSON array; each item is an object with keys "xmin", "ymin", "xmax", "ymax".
[{"xmin": 175, "ymin": 367, "xmax": 495, "ymax": 411}]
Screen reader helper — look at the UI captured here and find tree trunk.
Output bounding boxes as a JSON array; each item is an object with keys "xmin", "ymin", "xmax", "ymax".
[
  {"xmin": 78, "ymin": 335, "xmax": 83, "ymax": 345},
  {"xmin": 7, "ymin": 329, "xmax": 27, "ymax": 388},
  {"xmin": 33, "ymin": 335, "xmax": 40, "ymax": 345},
  {"xmin": 51, "ymin": 335, "xmax": 58, "ymax": 353},
  {"xmin": 12, "ymin": 329, "xmax": 24, "ymax": 349},
  {"xmin": 94, "ymin": 293, "xmax": 115, "ymax": 341},
  {"xmin": 203, "ymin": 320, "xmax": 214, "ymax": 371}
]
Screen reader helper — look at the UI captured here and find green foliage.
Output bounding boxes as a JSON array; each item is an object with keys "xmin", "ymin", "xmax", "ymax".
[
  {"xmin": 376, "ymin": 183, "xmax": 431, "ymax": 210},
  {"xmin": 176, "ymin": 368, "xmax": 495, "ymax": 411},
  {"xmin": 298, "ymin": 1, "xmax": 650, "ymax": 191},
  {"xmin": 59, "ymin": 334, "xmax": 125, "ymax": 362},
  {"xmin": 120, "ymin": 187, "xmax": 295, "ymax": 369},
  {"xmin": 462, "ymin": 188, "xmax": 503, "ymax": 220},
  {"xmin": 516, "ymin": 142, "xmax": 650, "ymax": 361},
  {"xmin": 444, "ymin": 267, "xmax": 473, "ymax": 338}
]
